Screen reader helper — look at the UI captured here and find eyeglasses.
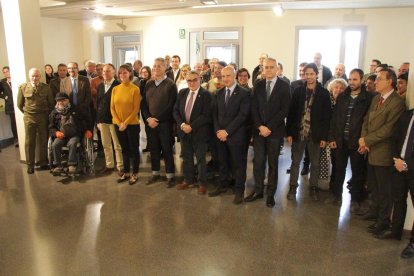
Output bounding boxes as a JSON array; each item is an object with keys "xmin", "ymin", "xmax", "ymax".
[{"xmin": 186, "ymin": 78, "xmax": 199, "ymax": 83}]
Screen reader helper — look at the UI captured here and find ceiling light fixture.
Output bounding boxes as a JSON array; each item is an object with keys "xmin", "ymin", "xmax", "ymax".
[
  {"xmin": 272, "ymin": 5, "xmax": 283, "ymax": 16},
  {"xmin": 92, "ymin": 18, "xmax": 104, "ymax": 30},
  {"xmin": 200, "ymin": 0, "xmax": 218, "ymax": 5},
  {"xmin": 116, "ymin": 19, "xmax": 127, "ymax": 31}
]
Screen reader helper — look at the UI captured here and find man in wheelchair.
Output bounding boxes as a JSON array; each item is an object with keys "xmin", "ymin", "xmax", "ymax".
[{"xmin": 49, "ymin": 92, "xmax": 92, "ymax": 174}]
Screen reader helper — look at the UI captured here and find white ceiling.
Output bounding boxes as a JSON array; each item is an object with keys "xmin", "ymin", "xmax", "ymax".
[{"xmin": 39, "ymin": 0, "xmax": 414, "ymax": 20}]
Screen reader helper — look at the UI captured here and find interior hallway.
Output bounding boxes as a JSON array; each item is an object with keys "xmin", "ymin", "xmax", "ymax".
[{"xmin": 0, "ymin": 142, "xmax": 413, "ymax": 275}]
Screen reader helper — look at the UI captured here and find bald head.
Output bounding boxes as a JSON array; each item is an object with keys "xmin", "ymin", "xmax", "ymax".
[
  {"xmin": 29, "ymin": 68, "xmax": 41, "ymax": 85},
  {"xmin": 314, "ymin": 53, "xmax": 322, "ymax": 66},
  {"xmin": 334, "ymin": 63, "xmax": 345, "ymax": 78},
  {"xmin": 221, "ymin": 66, "xmax": 236, "ymax": 88}
]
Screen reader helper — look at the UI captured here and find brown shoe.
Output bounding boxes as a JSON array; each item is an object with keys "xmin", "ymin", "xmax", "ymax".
[
  {"xmin": 176, "ymin": 182, "xmax": 190, "ymax": 190},
  {"xmin": 68, "ymin": 165, "xmax": 77, "ymax": 174},
  {"xmin": 198, "ymin": 186, "xmax": 206, "ymax": 195}
]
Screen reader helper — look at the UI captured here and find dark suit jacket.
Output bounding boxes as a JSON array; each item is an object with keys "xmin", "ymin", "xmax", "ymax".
[
  {"xmin": 392, "ymin": 109, "xmax": 414, "ymax": 169},
  {"xmin": 329, "ymin": 86, "xmax": 375, "ymax": 150},
  {"xmin": 213, "ymin": 84, "xmax": 251, "ymax": 145},
  {"xmin": 96, "ymin": 79, "xmax": 120, "ymax": 124},
  {"xmin": 49, "ymin": 77, "xmax": 62, "ymax": 99},
  {"xmin": 321, "ymin": 65, "xmax": 333, "ymax": 86},
  {"xmin": 173, "ymin": 87, "xmax": 212, "ymax": 143},
  {"xmin": 61, "ymin": 75, "xmax": 92, "ymax": 112},
  {"xmin": 79, "ymin": 69, "xmax": 97, "ymax": 79},
  {"xmin": 252, "ymin": 78, "xmax": 291, "ymax": 139},
  {"xmin": 361, "ymin": 91, "xmax": 406, "ymax": 166},
  {"xmin": 0, "ymin": 78, "xmax": 14, "ymax": 114},
  {"xmin": 286, "ymin": 82, "xmax": 332, "ymax": 143},
  {"xmin": 167, "ymin": 69, "xmax": 180, "ymax": 83}
]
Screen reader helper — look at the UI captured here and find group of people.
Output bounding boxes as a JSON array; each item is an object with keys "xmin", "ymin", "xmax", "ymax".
[{"xmin": 1, "ymin": 52, "xmax": 413, "ymax": 259}]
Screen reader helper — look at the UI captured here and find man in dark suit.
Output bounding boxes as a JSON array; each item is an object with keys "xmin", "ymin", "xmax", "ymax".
[
  {"xmin": 384, "ymin": 109, "xmax": 414, "ymax": 258},
  {"xmin": 49, "ymin": 63, "xmax": 68, "ymax": 99},
  {"xmin": 78, "ymin": 60, "xmax": 97, "ymax": 80},
  {"xmin": 286, "ymin": 63, "xmax": 332, "ymax": 201},
  {"xmin": 173, "ymin": 70, "xmax": 212, "ymax": 194},
  {"xmin": 246, "ymin": 57, "xmax": 291, "ymax": 207},
  {"xmin": 313, "ymin": 52, "xmax": 332, "ymax": 87},
  {"xmin": 208, "ymin": 66, "xmax": 251, "ymax": 204},
  {"xmin": 328, "ymin": 69, "xmax": 375, "ymax": 210},
  {"xmin": 167, "ymin": 55, "xmax": 181, "ymax": 83},
  {"xmin": 359, "ymin": 68, "xmax": 405, "ymax": 236}
]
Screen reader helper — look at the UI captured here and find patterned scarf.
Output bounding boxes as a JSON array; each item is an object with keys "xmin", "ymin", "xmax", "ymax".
[{"xmin": 300, "ymin": 89, "xmax": 314, "ymax": 140}]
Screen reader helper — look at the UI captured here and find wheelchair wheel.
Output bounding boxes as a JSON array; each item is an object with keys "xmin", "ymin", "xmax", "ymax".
[
  {"xmin": 47, "ymin": 137, "xmax": 54, "ymax": 172},
  {"xmin": 84, "ymin": 137, "xmax": 95, "ymax": 175}
]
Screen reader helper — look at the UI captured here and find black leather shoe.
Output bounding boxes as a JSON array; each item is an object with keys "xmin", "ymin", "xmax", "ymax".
[
  {"xmin": 300, "ymin": 166, "xmax": 309, "ymax": 175},
  {"xmin": 374, "ymin": 230, "xmax": 402, "ymax": 240},
  {"xmin": 370, "ymin": 225, "xmax": 389, "ymax": 235},
  {"xmin": 208, "ymin": 188, "xmax": 222, "ymax": 197},
  {"xmin": 401, "ymin": 242, "xmax": 414, "ymax": 259},
  {"xmin": 244, "ymin": 192, "xmax": 263, "ymax": 202},
  {"xmin": 27, "ymin": 167, "xmax": 34, "ymax": 174},
  {"xmin": 266, "ymin": 196, "xmax": 275, "ymax": 208},
  {"xmin": 166, "ymin": 178, "xmax": 175, "ymax": 188},
  {"xmin": 367, "ymin": 222, "xmax": 377, "ymax": 231},
  {"xmin": 233, "ymin": 194, "xmax": 243, "ymax": 204},
  {"xmin": 362, "ymin": 212, "xmax": 377, "ymax": 221},
  {"xmin": 287, "ymin": 186, "xmax": 297, "ymax": 200},
  {"xmin": 36, "ymin": 165, "xmax": 49, "ymax": 171}
]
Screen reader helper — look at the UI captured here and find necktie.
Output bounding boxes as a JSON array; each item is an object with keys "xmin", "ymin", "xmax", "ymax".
[
  {"xmin": 72, "ymin": 78, "xmax": 78, "ymax": 105},
  {"xmin": 376, "ymin": 96, "xmax": 384, "ymax": 110},
  {"xmin": 266, "ymin": 81, "xmax": 272, "ymax": 101},
  {"xmin": 404, "ymin": 118, "xmax": 414, "ymax": 160},
  {"xmin": 225, "ymin": 89, "xmax": 231, "ymax": 106},
  {"xmin": 185, "ymin": 91, "xmax": 194, "ymax": 123}
]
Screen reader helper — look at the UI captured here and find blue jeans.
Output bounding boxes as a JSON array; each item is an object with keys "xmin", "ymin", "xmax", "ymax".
[{"xmin": 52, "ymin": 136, "xmax": 80, "ymax": 166}]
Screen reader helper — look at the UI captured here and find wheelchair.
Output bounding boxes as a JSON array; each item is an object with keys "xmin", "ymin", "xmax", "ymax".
[{"xmin": 47, "ymin": 136, "xmax": 95, "ymax": 176}]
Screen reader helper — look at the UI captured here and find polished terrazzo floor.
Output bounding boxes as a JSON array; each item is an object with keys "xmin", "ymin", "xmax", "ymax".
[{"xmin": 1, "ymin": 141, "xmax": 414, "ymax": 276}]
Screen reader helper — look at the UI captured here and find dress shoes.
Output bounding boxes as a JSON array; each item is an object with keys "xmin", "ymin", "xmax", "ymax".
[
  {"xmin": 99, "ymin": 167, "xmax": 114, "ymax": 174},
  {"xmin": 367, "ymin": 222, "xmax": 377, "ymax": 231},
  {"xmin": 36, "ymin": 165, "xmax": 49, "ymax": 171},
  {"xmin": 208, "ymin": 187, "xmax": 226, "ymax": 197},
  {"xmin": 146, "ymin": 175, "xmax": 161, "ymax": 185},
  {"xmin": 361, "ymin": 212, "xmax": 377, "ymax": 221},
  {"xmin": 198, "ymin": 186, "xmax": 206, "ymax": 195},
  {"xmin": 266, "ymin": 196, "xmax": 275, "ymax": 208},
  {"xmin": 244, "ymin": 192, "xmax": 263, "ymax": 202},
  {"xmin": 374, "ymin": 230, "xmax": 402, "ymax": 240},
  {"xmin": 287, "ymin": 186, "xmax": 297, "ymax": 200},
  {"xmin": 233, "ymin": 194, "xmax": 244, "ymax": 205},
  {"xmin": 27, "ymin": 167, "xmax": 34, "ymax": 174},
  {"xmin": 176, "ymin": 182, "xmax": 190, "ymax": 190},
  {"xmin": 401, "ymin": 241, "xmax": 414, "ymax": 259},
  {"xmin": 370, "ymin": 224, "xmax": 389, "ymax": 236},
  {"xmin": 166, "ymin": 178, "xmax": 175, "ymax": 188},
  {"xmin": 300, "ymin": 166, "xmax": 309, "ymax": 175}
]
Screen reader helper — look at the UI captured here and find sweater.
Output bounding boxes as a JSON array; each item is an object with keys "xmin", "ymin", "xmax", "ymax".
[{"xmin": 110, "ymin": 82, "xmax": 141, "ymax": 126}]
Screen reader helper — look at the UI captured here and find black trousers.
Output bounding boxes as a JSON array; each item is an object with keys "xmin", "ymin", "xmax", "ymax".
[
  {"xmin": 390, "ymin": 169, "xmax": 414, "ymax": 237},
  {"xmin": 115, "ymin": 124, "xmax": 140, "ymax": 174},
  {"xmin": 217, "ymin": 140, "xmax": 247, "ymax": 195},
  {"xmin": 181, "ymin": 137, "xmax": 208, "ymax": 185},
  {"xmin": 367, "ymin": 164, "xmax": 393, "ymax": 227},
  {"xmin": 253, "ymin": 135, "xmax": 281, "ymax": 196},
  {"xmin": 333, "ymin": 141, "xmax": 367, "ymax": 202},
  {"xmin": 148, "ymin": 122, "xmax": 175, "ymax": 174},
  {"xmin": 8, "ymin": 113, "xmax": 18, "ymax": 140}
]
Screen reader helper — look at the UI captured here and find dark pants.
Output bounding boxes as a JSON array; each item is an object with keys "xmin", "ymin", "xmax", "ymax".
[
  {"xmin": 217, "ymin": 141, "xmax": 247, "ymax": 195},
  {"xmin": 333, "ymin": 142, "xmax": 367, "ymax": 202},
  {"xmin": 181, "ymin": 137, "xmax": 208, "ymax": 186},
  {"xmin": 144, "ymin": 122, "xmax": 151, "ymax": 150},
  {"xmin": 52, "ymin": 136, "xmax": 80, "ymax": 166},
  {"xmin": 24, "ymin": 113, "xmax": 48, "ymax": 167},
  {"xmin": 303, "ymin": 146, "xmax": 310, "ymax": 168},
  {"xmin": 8, "ymin": 113, "xmax": 18, "ymax": 140},
  {"xmin": 148, "ymin": 122, "xmax": 175, "ymax": 175},
  {"xmin": 253, "ymin": 135, "xmax": 281, "ymax": 196},
  {"xmin": 115, "ymin": 124, "xmax": 140, "ymax": 174},
  {"xmin": 367, "ymin": 164, "xmax": 393, "ymax": 227},
  {"xmin": 390, "ymin": 169, "xmax": 414, "ymax": 237}
]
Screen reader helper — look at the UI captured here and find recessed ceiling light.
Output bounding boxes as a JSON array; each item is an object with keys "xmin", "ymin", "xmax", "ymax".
[
  {"xmin": 200, "ymin": 0, "xmax": 218, "ymax": 5},
  {"xmin": 92, "ymin": 18, "xmax": 104, "ymax": 30},
  {"xmin": 273, "ymin": 5, "xmax": 283, "ymax": 16}
]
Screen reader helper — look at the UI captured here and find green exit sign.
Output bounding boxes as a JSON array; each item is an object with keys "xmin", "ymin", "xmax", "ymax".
[{"xmin": 179, "ymin": 29, "xmax": 186, "ymax": 39}]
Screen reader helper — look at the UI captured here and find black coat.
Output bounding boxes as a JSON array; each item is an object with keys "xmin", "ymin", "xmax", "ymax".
[
  {"xmin": 214, "ymin": 84, "xmax": 251, "ymax": 145},
  {"xmin": 392, "ymin": 109, "xmax": 414, "ymax": 170},
  {"xmin": 329, "ymin": 86, "xmax": 375, "ymax": 150},
  {"xmin": 252, "ymin": 78, "xmax": 291, "ymax": 139},
  {"xmin": 286, "ymin": 82, "xmax": 332, "ymax": 143},
  {"xmin": 96, "ymin": 79, "xmax": 120, "ymax": 124},
  {"xmin": 0, "ymin": 78, "xmax": 14, "ymax": 114},
  {"xmin": 49, "ymin": 105, "xmax": 91, "ymax": 138},
  {"xmin": 173, "ymin": 87, "xmax": 212, "ymax": 143}
]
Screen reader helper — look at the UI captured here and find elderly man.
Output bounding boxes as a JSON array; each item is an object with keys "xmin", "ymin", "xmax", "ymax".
[
  {"xmin": 17, "ymin": 68, "xmax": 54, "ymax": 174},
  {"xmin": 247, "ymin": 58, "xmax": 291, "ymax": 207},
  {"xmin": 359, "ymin": 68, "xmax": 405, "ymax": 236},
  {"xmin": 209, "ymin": 66, "xmax": 250, "ymax": 204},
  {"xmin": 398, "ymin": 62, "xmax": 410, "ymax": 76},
  {"xmin": 325, "ymin": 63, "xmax": 348, "ymax": 88},
  {"xmin": 133, "ymin": 59, "xmax": 143, "ymax": 78},
  {"xmin": 252, "ymin": 53, "xmax": 268, "ymax": 84},
  {"xmin": 173, "ymin": 70, "xmax": 212, "ymax": 194},
  {"xmin": 79, "ymin": 60, "xmax": 97, "ymax": 79},
  {"xmin": 313, "ymin": 52, "xmax": 333, "ymax": 86}
]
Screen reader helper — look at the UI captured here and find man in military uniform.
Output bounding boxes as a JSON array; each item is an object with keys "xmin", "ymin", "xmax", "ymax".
[{"xmin": 17, "ymin": 68, "xmax": 54, "ymax": 174}]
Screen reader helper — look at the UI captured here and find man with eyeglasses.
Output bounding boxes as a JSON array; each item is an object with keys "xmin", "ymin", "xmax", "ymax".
[
  {"xmin": 358, "ymin": 68, "xmax": 405, "ymax": 236},
  {"xmin": 173, "ymin": 70, "xmax": 212, "ymax": 194}
]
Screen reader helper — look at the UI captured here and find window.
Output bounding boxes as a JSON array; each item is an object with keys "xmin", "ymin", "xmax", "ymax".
[
  {"xmin": 101, "ymin": 33, "xmax": 142, "ymax": 69},
  {"xmin": 188, "ymin": 28, "xmax": 242, "ymax": 68},
  {"xmin": 295, "ymin": 27, "xmax": 366, "ymax": 79}
]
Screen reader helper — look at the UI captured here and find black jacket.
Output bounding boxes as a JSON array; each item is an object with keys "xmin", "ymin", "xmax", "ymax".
[
  {"xmin": 96, "ymin": 79, "xmax": 120, "ymax": 124},
  {"xmin": 286, "ymin": 82, "xmax": 332, "ymax": 143},
  {"xmin": 252, "ymin": 78, "xmax": 291, "ymax": 139},
  {"xmin": 173, "ymin": 87, "xmax": 212, "ymax": 143},
  {"xmin": 392, "ymin": 109, "xmax": 414, "ymax": 170},
  {"xmin": 49, "ymin": 105, "xmax": 91, "ymax": 138},
  {"xmin": 329, "ymin": 86, "xmax": 375, "ymax": 150},
  {"xmin": 0, "ymin": 78, "xmax": 14, "ymax": 114}
]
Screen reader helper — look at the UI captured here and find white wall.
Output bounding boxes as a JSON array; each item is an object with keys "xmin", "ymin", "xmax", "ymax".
[
  {"xmin": 0, "ymin": 13, "xmax": 9, "ymax": 68},
  {"xmin": 89, "ymin": 8, "xmax": 414, "ymax": 80}
]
